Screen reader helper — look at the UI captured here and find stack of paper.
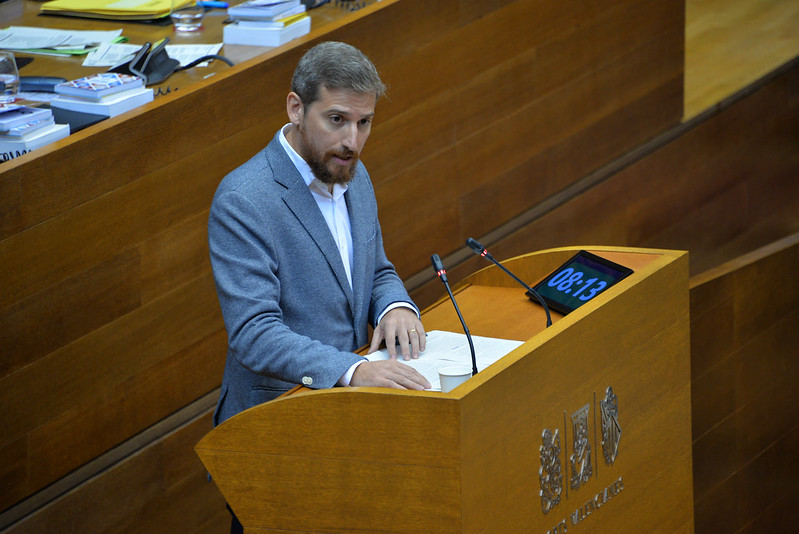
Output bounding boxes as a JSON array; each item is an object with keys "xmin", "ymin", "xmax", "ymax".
[
  {"xmin": 51, "ymin": 73, "xmax": 153, "ymax": 118},
  {"xmin": 223, "ymin": 0, "xmax": 311, "ymax": 47},
  {"xmin": 227, "ymin": 0, "xmax": 304, "ymax": 20},
  {"xmin": 0, "ymin": 26, "xmax": 124, "ymax": 57},
  {"xmin": 0, "ymin": 104, "xmax": 70, "ymax": 162},
  {"xmin": 40, "ymin": 0, "xmax": 195, "ymax": 21}
]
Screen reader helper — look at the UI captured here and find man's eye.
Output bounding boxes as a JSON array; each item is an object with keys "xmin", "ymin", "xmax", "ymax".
[{"xmin": 330, "ymin": 116, "xmax": 342, "ymax": 124}]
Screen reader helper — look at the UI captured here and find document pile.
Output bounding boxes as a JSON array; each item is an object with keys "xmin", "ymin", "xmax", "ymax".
[
  {"xmin": 223, "ymin": 0, "xmax": 311, "ymax": 47},
  {"xmin": 0, "ymin": 26, "xmax": 124, "ymax": 57},
  {"xmin": 50, "ymin": 73, "xmax": 154, "ymax": 118},
  {"xmin": 0, "ymin": 104, "xmax": 70, "ymax": 162}
]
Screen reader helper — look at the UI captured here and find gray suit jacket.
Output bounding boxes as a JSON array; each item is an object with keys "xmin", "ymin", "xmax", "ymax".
[{"xmin": 208, "ymin": 131, "xmax": 415, "ymax": 425}]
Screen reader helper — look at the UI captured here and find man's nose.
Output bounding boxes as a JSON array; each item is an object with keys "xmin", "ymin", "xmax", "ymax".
[{"xmin": 341, "ymin": 123, "xmax": 359, "ymax": 151}]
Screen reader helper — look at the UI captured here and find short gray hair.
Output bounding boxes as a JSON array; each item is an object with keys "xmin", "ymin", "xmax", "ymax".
[{"xmin": 291, "ymin": 41, "xmax": 386, "ymax": 107}]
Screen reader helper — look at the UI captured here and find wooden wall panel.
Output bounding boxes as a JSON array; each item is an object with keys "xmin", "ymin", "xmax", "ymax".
[
  {"xmin": 371, "ymin": 0, "xmax": 684, "ymax": 276},
  {"xmin": 451, "ymin": 59, "xmax": 799, "ymax": 308},
  {"xmin": 26, "ymin": 330, "xmax": 226, "ymax": 493},
  {"xmin": 0, "ymin": 275, "xmax": 222, "ymax": 510},
  {"xmin": 0, "ymin": 250, "xmax": 140, "ymax": 376},
  {"xmin": 689, "ymin": 234, "xmax": 799, "ymax": 532},
  {"xmin": 6, "ymin": 414, "xmax": 228, "ymax": 534}
]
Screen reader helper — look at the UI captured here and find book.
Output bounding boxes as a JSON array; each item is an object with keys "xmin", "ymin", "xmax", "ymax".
[
  {"xmin": 236, "ymin": 9, "xmax": 307, "ymax": 28},
  {"xmin": 0, "ymin": 116, "xmax": 56, "ymax": 139},
  {"xmin": 0, "ymin": 107, "xmax": 52, "ymax": 131},
  {"xmin": 55, "ymin": 73, "xmax": 143, "ymax": 100},
  {"xmin": 223, "ymin": 14, "xmax": 310, "ymax": 47},
  {"xmin": 0, "ymin": 103, "xmax": 24, "ymax": 114},
  {"xmin": 0, "ymin": 123, "xmax": 70, "ymax": 162},
  {"xmin": 227, "ymin": 0, "xmax": 301, "ymax": 20},
  {"xmin": 51, "ymin": 87, "xmax": 154, "ymax": 117}
]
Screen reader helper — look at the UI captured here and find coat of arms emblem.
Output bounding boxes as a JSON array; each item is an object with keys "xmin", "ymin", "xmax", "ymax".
[
  {"xmin": 539, "ymin": 428, "xmax": 563, "ymax": 514},
  {"xmin": 569, "ymin": 403, "xmax": 593, "ymax": 490},
  {"xmin": 600, "ymin": 386, "xmax": 621, "ymax": 465}
]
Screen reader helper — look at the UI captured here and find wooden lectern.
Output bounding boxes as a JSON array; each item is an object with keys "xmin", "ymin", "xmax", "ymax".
[{"xmin": 195, "ymin": 246, "xmax": 694, "ymax": 533}]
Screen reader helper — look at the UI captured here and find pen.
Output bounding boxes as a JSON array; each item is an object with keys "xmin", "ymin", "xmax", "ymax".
[{"xmin": 197, "ymin": 1, "xmax": 229, "ymax": 7}]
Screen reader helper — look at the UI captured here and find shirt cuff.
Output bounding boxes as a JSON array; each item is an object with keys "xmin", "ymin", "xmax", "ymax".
[
  {"xmin": 376, "ymin": 301, "xmax": 419, "ymax": 325},
  {"xmin": 338, "ymin": 359, "xmax": 366, "ymax": 387}
]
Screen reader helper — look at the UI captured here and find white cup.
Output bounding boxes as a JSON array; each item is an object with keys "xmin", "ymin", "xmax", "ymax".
[{"xmin": 439, "ymin": 366, "xmax": 472, "ymax": 393}]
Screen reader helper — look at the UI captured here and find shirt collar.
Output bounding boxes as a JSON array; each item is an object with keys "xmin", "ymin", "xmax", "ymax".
[{"xmin": 279, "ymin": 124, "xmax": 348, "ymax": 200}]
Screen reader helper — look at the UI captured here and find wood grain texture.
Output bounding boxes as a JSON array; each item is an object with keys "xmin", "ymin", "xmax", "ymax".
[
  {"xmin": 439, "ymin": 59, "xmax": 799, "ymax": 316},
  {"xmin": 6, "ymin": 413, "xmax": 227, "ymax": 534},
  {"xmin": 0, "ymin": 0, "xmax": 686, "ymax": 522},
  {"xmin": 689, "ymin": 233, "xmax": 799, "ymax": 532},
  {"xmin": 4, "ymin": 0, "xmax": 797, "ymax": 530},
  {"xmin": 685, "ymin": 0, "xmax": 799, "ymax": 118}
]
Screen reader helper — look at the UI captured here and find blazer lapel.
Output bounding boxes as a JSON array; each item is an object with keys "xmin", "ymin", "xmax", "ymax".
[
  {"xmin": 268, "ymin": 140, "xmax": 356, "ymax": 312},
  {"xmin": 346, "ymin": 171, "xmax": 372, "ymax": 331}
]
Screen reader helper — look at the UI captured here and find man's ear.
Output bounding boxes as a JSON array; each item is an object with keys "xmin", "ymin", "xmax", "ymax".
[{"xmin": 287, "ymin": 92, "xmax": 304, "ymax": 126}]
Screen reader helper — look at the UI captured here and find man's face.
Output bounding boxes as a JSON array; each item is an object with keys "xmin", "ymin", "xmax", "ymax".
[{"xmin": 287, "ymin": 85, "xmax": 376, "ymax": 186}]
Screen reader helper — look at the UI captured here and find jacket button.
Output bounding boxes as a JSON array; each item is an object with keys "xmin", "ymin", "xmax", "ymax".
[{"xmin": 302, "ymin": 376, "xmax": 313, "ymax": 386}]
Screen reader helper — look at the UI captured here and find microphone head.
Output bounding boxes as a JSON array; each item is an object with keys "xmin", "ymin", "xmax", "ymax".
[
  {"xmin": 466, "ymin": 237, "xmax": 486, "ymax": 255},
  {"xmin": 431, "ymin": 253, "xmax": 444, "ymax": 272},
  {"xmin": 431, "ymin": 254, "xmax": 448, "ymax": 282}
]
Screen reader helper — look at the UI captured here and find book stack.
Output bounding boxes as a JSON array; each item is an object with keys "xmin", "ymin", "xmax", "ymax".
[
  {"xmin": 51, "ymin": 73, "xmax": 154, "ymax": 118},
  {"xmin": 223, "ymin": 0, "xmax": 311, "ymax": 47},
  {"xmin": 0, "ymin": 104, "xmax": 70, "ymax": 162}
]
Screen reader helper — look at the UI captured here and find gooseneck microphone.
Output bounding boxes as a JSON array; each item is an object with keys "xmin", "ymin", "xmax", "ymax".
[
  {"xmin": 465, "ymin": 238, "xmax": 553, "ymax": 327},
  {"xmin": 431, "ymin": 254, "xmax": 478, "ymax": 376}
]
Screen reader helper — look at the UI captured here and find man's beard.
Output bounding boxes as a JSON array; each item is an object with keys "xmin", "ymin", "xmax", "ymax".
[{"xmin": 306, "ymin": 149, "xmax": 358, "ymax": 186}]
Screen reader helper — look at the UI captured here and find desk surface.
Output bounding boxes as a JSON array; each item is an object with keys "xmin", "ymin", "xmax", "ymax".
[{"xmin": 1, "ymin": 0, "xmax": 371, "ymax": 91}]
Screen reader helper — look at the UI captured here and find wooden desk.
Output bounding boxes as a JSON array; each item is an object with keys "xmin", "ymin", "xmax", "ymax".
[{"xmin": 1, "ymin": 0, "xmax": 355, "ymax": 85}]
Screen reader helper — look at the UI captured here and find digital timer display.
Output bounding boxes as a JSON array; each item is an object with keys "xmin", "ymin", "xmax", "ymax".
[{"xmin": 529, "ymin": 251, "xmax": 634, "ymax": 315}]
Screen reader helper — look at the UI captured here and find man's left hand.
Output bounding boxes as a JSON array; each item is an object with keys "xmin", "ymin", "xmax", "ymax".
[{"xmin": 367, "ymin": 308, "xmax": 426, "ymax": 360}]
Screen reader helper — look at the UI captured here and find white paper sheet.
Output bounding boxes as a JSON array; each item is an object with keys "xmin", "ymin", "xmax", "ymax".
[
  {"xmin": 366, "ymin": 330, "xmax": 524, "ymax": 391},
  {"xmin": 83, "ymin": 42, "xmax": 224, "ymax": 68},
  {"xmin": 0, "ymin": 26, "xmax": 122, "ymax": 50}
]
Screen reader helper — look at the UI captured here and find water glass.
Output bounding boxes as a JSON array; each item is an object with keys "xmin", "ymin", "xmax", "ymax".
[
  {"xmin": 0, "ymin": 52, "xmax": 20, "ymax": 104},
  {"xmin": 171, "ymin": 0, "xmax": 204, "ymax": 32}
]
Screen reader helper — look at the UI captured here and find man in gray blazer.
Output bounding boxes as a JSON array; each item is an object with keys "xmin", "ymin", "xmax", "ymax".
[{"xmin": 208, "ymin": 41, "xmax": 431, "ymax": 433}]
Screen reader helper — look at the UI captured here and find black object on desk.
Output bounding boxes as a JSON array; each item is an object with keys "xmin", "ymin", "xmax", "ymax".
[
  {"xmin": 15, "ymin": 57, "xmax": 33, "ymax": 69},
  {"xmin": 50, "ymin": 106, "xmax": 107, "ymax": 133},
  {"xmin": 20, "ymin": 76, "xmax": 67, "ymax": 92}
]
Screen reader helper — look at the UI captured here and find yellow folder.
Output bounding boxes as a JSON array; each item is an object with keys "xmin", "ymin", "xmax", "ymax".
[{"xmin": 41, "ymin": 0, "xmax": 195, "ymax": 20}]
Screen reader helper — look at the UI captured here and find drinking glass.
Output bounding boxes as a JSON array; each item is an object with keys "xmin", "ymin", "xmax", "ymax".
[
  {"xmin": 0, "ymin": 51, "xmax": 20, "ymax": 104},
  {"xmin": 170, "ymin": 0, "xmax": 204, "ymax": 32}
]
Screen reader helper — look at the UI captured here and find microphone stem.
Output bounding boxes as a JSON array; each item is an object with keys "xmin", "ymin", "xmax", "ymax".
[
  {"xmin": 486, "ymin": 253, "xmax": 553, "ymax": 327},
  {"xmin": 442, "ymin": 281, "xmax": 478, "ymax": 376}
]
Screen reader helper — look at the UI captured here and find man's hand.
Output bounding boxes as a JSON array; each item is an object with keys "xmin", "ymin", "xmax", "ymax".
[
  {"xmin": 351, "ymin": 359, "xmax": 431, "ymax": 390},
  {"xmin": 368, "ymin": 307, "xmax": 426, "ymax": 360}
]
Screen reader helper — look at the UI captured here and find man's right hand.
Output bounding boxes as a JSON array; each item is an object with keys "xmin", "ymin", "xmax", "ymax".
[{"xmin": 350, "ymin": 360, "xmax": 431, "ymax": 390}]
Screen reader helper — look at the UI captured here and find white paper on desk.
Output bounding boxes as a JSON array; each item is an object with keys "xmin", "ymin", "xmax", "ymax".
[
  {"xmin": 83, "ymin": 43, "xmax": 224, "ymax": 68},
  {"xmin": 0, "ymin": 26, "xmax": 122, "ymax": 50},
  {"xmin": 366, "ymin": 330, "xmax": 524, "ymax": 391}
]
